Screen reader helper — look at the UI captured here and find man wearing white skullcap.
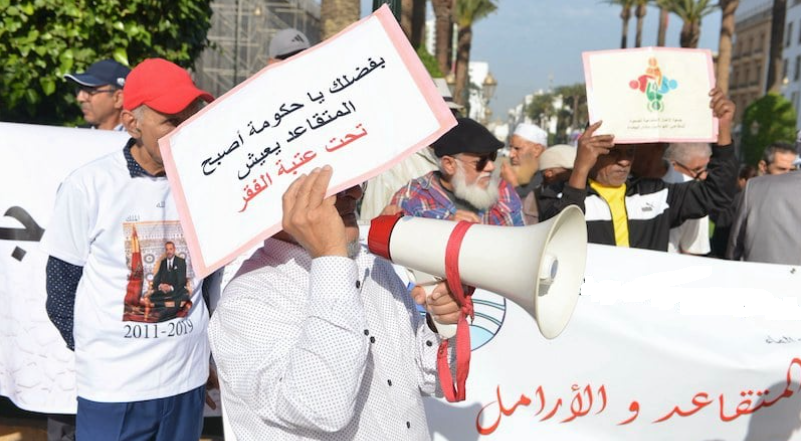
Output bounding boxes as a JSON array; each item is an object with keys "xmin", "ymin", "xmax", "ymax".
[
  {"xmin": 538, "ymin": 144, "xmax": 576, "ymax": 185},
  {"xmin": 501, "ymin": 123, "xmax": 547, "ymax": 224}
]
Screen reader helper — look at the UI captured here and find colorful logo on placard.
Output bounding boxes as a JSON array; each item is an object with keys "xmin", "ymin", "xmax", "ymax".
[{"xmin": 629, "ymin": 57, "xmax": 679, "ymax": 112}]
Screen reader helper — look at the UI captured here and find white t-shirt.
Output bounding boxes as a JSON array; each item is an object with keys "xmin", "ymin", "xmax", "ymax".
[
  {"xmin": 663, "ymin": 165, "xmax": 711, "ymax": 255},
  {"xmin": 41, "ymin": 149, "xmax": 209, "ymax": 402}
]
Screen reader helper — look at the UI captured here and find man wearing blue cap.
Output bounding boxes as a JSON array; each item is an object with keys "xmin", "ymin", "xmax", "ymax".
[{"xmin": 64, "ymin": 59, "xmax": 130, "ymax": 131}]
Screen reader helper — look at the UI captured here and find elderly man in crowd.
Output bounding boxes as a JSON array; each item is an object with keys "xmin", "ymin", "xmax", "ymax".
[
  {"xmin": 65, "ymin": 59, "xmax": 130, "ymax": 131},
  {"xmin": 388, "ymin": 117, "xmax": 524, "ymax": 226},
  {"xmin": 757, "ymin": 142, "xmax": 798, "ymax": 176},
  {"xmin": 501, "ymin": 123, "xmax": 547, "ymax": 224},
  {"xmin": 42, "ymin": 58, "xmax": 216, "ymax": 440},
  {"xmin": 359, "ymin": 78, "xmax": 463, "ymax": 222},
  {"xmin": 539, "ymin": 88, "xmax": 737, "ymax": 251},
  {"xmin": 727, "ymin": 149, "xmax": 801, "ymax": 264},
  {"xmin": 663, "ymin": 142, "xmax": 713, "ymax": 255},
  {"xmin": 529, "ymin": 144, "xmax": 576, "ymax": 223},
  {"xmin": 209, "ymin": 166, "xmax": 461, "ymax": 440}
]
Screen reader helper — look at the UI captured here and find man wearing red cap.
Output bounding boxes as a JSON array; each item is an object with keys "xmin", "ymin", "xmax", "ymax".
[{"xmin": 42, "ymin": 58, "xmax": 215, "ymax": 440}]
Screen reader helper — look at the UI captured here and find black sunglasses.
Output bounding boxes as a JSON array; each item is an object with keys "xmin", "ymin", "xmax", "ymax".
[{"xmin": 454, "ymin": 151, "xmax": 498, "ymax": 171}]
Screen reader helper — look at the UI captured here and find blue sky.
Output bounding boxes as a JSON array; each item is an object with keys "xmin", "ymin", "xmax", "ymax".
[{"xmin": 360, "ymin": 0, "xmax": 722, "ymax": 121}]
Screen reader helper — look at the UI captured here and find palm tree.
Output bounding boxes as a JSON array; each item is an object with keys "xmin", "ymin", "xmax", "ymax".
[
  {"xmin": 401, "ymin": 0, "xmax": 426, "ymax": 47},
  {"xmin": 606, "ymin": 0, "xmax": 636, "ymax": 49},
  {"xmin": 320, "ymin": 0, "xmax": 361, "ymax": 40},
  {"xmin": 432, "ymin": 0, "xmax": 455, "ymax": 75},
  {"xmin": 717, "ymin": 0, "xmax": 739, "ymax": 94},
  {"xmin": 657, "ymin": 4, "xmax": 669, "ymax": 46},
  {"xmin": 452, "ymin": 0, "xmax": 498, "ymax": 107},
  {"xmin": 555, "ymin": 83, "xmax": 588, "ymax": 131},
  {"xmin": 660, "ymin": 0, "xmax": 716, "ymax": 48},
  {"xmin": 766, "ymin": 0, "xmax": 788, "ymax": 93},
  {"xmin": 634, "ymin": 0, "xmax": 649, "ymax": 47}
]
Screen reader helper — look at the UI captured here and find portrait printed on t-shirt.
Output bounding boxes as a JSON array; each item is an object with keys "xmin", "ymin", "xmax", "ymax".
[{"xmin": 122, "ymin": 221, "xmax": 194, "ymax": 323}]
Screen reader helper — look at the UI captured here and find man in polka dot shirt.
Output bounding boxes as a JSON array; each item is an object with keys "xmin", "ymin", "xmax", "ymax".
[{"xmin": 209, "ymin": 166, "xmax": 461, "ymax": 440}]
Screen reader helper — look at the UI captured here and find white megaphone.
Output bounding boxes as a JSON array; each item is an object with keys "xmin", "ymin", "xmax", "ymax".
[{"xmin": 368, "ymin": 205, "xmax": 587, "ymax": 339}]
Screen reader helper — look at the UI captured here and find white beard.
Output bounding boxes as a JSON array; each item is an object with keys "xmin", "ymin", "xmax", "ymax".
[{"xmin": 451, "ymin": 161, "xmax": 500, "ymax": 210}]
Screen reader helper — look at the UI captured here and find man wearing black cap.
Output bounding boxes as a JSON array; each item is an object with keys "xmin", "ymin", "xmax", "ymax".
[
  {"xmin": 388, "ymin": 118, "xmax": 525, "ymax": 226},
  {"xmin": 64, "ymin": 59, "xmax": 131, "ymax": 131}
]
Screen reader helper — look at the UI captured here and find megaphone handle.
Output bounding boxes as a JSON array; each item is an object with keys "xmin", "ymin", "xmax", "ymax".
[
  {"xmin": 421, "ymin": 284, "xmax": 458, "ymax": 339},
  {"xmin": 407, "ymin": 269, "xmax": 457, "ymax": 339}
]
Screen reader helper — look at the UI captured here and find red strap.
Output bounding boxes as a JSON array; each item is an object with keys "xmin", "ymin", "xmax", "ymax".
[{"xmin": 436, "ymin": 221, "xmax": 475, "ymax": 402}]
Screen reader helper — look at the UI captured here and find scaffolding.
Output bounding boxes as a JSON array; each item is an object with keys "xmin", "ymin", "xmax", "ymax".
[{"xmin": 195, "ymin": 0, "xmax": 321, "ymax": 98}]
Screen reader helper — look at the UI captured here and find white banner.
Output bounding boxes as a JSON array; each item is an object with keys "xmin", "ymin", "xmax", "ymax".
[
  {"xmin": 3, "ymin": 122, "xmax": 801, "ymax": 441},
  {"xmin": 424, "ymin": 245, "xmax": 801, "ymax": 441},
  {"xmin": 160, "ymin": 5, "xmax": 455, "ymax": 279},
  {"xmin": 0, "ymin": 122, "xmax": 124, "ymax": 412}
]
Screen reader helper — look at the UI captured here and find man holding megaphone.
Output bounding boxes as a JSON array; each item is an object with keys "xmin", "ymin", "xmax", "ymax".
[{"xmin": 208, "ymin": 166, "xmax": 462, "ymax": 440}]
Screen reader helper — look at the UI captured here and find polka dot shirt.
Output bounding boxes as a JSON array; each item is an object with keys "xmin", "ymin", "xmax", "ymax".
[{"xmin": 209, "ymin": 238, "xmax": 445, "ymax": 440}]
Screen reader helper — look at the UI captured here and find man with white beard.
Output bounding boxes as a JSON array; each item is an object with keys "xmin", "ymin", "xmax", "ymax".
[{"xmin": 387, "ymin": 117, "xmax": 524, "ymax": 226}]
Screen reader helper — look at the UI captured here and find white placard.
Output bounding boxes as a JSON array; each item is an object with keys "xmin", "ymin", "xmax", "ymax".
[
  {"xmin": 583, "ymin": 47, "xmax": 717, "ymax": 143},
  {"xmin": 160, "ymin": 5, "xmax": 456, "ymax": 278}
]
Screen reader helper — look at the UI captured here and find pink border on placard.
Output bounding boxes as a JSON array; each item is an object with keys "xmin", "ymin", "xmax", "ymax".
[
  {"xmin": 160, "ymin": 5, "xmax": 455, "ymax": 278},
  {"xmin": 582, "ymin": 46, "xmax": 718, "ymax": 144}
]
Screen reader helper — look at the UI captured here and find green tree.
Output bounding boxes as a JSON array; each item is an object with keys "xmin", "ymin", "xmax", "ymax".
[
  {"xmin": 417, "ymin": 46, "xmax": 443, "ymax": 78},
  {"xmin": 526, "ymin": 92, "xmax": 555, "ymax": 128},
  {"xmin": 452, "ymin": 0, "xmax": 498, "ymax": 107},
  {"xmin": 555, "ymin": 83, "xmax": 587, "ymax": 132},
  {"xmin": 0, "ymin": 0, "xmax": 213, "ymax": 126},
  {"xmin": 741, "ymin": 93, "xmax": 797, "ymax": 165},
  {"xmin": 658, "ymin": 0, "xmax": 716, "ymax": 48}
]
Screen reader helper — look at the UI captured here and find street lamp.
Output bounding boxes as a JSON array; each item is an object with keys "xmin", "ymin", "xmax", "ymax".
[
  {"xmin": 481, "ymin": 71, "xmax": 497, "ymax": 124},
  {"xmin": 482, "ymin": 72, "xmax": 498, "ymax": 103}
]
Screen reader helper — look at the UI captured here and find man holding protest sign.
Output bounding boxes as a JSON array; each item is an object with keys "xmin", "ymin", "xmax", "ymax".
[
  {"xmin": 42, "ymin": 58, "xmax": 216, "ymax": 440},
  {"xmin": 539, "ymin": 87, "xmax": 737, "ymax": 251},
  {"xmin": 209, "ymin": 166, "xmax": 461, "ymax": 440}
]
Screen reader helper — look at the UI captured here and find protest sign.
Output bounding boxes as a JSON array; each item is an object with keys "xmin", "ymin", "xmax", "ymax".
[
  {"xmin": 583, "ymin": 47, "xmax": 717, "ymax": 143},
  {"xmin": 160, "ymin": 5, "xmax": 456, "ymax": 278}
]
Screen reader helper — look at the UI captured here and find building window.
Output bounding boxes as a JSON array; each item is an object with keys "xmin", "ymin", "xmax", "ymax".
[
  {"xmin": 745, "ymin": 67, "xmax": 751, "ymax": 86},
  {"xmin": 758, "ymin": 33, "xmax": 765, "ymax": 52},
  {"xmin": 783, "ymin": 58, "xmax": 789, "ymax": 81},
  {"xmin": 795, "ymin": 56, "xmax": 801, "ymax": 81},
  {"xmin": 755, "ymin": 63, "xmax": 761, "ymax": 85},
  {"xmin": 786, "ymin": 22, "xmax": 794, "ymax": 47}
]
